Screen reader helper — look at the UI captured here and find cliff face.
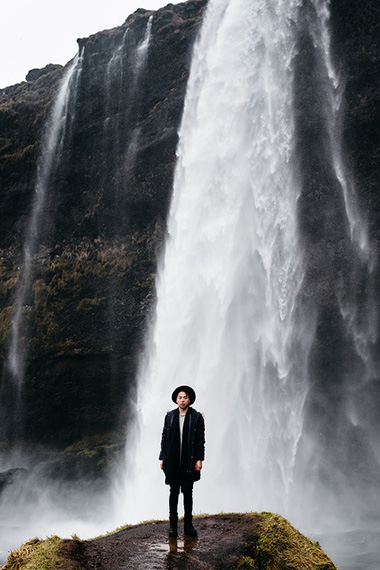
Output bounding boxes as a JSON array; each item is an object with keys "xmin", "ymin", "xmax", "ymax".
[
  {"xmin": 292, "ymin": 0, "xmax": 380, "ymax": 505},
  {"xmin": 0, "ymin": 0, "xmax": 379, "ymax": 494},
  {"xmin": 0, "ymin": 0, "xmax": 207, "ymax": 475}
]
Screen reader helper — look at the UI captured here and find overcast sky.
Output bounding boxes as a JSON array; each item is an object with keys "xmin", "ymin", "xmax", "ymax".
[{"xmin": 0, "ymin": 0, "xmax": 183, "ymax": 89}]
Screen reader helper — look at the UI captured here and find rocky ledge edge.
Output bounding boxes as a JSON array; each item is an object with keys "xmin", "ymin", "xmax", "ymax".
[{"xmin": 2, "ymin": 512, "xmax": 337, "ymax": 569}]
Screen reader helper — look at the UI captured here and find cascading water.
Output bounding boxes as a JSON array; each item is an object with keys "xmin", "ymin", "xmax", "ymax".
[
  {"xmin": 310, "ymin": 0, "xmax": 369, "ymax": 255},
  {"xmin": 135, "ymin": 16, "xmax": 153, "ymax": 73},
  {"xmin": 104, "ymin": 16, "xmax": 152, "ymax": 138},
  {"xmin": 121, "ymin": 1, "xmax": 380, "ymax": 568},
  {"xmin": 1, "ymin": 51, "xmax": 84, "ymax": 450},
  {"xmin": 101, "ymin": 17, "xmax": 153, "ymax": 362},
  {"xmin": 289, "ymin": 0, "xmax": 380, "ymax": 541},
  {"xmin": 122, "ymin": 0, "xmax": 315, "ymax": 521},
  {"xmin": 312, "ymin": 0, "xmax": 378, "ymax": 376},
  {"xmin": 8, "ymin": 53, "xmax": 84, "ymax": 384},
  {"xmin": 0, "ymin": 18, "xmax": 156, "ymax": 562},
  {"xmin": 0, "ymin": 51, "xmax": 90, "ymax": 561}
]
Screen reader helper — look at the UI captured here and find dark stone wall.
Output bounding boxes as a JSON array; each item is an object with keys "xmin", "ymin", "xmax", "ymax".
[
  {"xmin": 0, "ymin": 0, "xmax": 378, "ymax": 489},
  {"xmin": 293, "ymin": 0, "xmax": 380, "ymax": 504},
  {"xmin": 0, "ymin": 0, "xmax": 207, "ymax": 478}
]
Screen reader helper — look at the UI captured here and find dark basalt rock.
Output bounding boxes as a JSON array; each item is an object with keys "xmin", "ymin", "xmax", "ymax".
[
  {"xmin": 0, "ymin": 0, "xmax": 379, "ymax": 490},
  {"xmin": 26, "ymin": 64, "xmax": 63, "ymax": 82},
  {"xmin": 0, "ymin": 0, "xmax": 208, "ymax": 479}
]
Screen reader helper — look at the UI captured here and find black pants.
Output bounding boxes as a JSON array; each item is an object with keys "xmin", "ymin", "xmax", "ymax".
[{"xmin": 169, "ymin": 483, "xmax": 194, "ymax": 524}]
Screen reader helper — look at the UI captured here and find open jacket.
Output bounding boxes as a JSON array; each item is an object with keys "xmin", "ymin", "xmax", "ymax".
[{"xmin": 159, "ymin": 407, "xmax": 205, "ymax": 487}]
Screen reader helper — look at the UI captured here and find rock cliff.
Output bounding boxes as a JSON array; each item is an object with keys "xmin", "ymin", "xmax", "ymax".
[
  {"xmin": 0, "ymin": 0, "xmax": 207, "ymax": 478},
  {"xmin": 0, "ymin": 0, "xmax": 379, "ymax": 496}
]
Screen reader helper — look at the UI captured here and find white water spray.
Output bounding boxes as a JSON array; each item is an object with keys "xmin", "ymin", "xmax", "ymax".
[
  {"xmin": 121, "ymin": 0, "xmax": 316, "ymax": 525},
  {"xmin": 135, "ymin": 16, "xmax": 153, "ymax": 72},
  {"xmin": 310, "ymin": 0, "xmax": 377, "ymax": 387},
  {"xmin": 310, "ymin": 0, "xmax": 370, "ymax": 257},
  {"xmin": 6, "ymin": 52, "xmax": 84, "ymax": 388},
  {"xmin": 0, "ymin": 24, "xmax": 156, "ymax": 562},
  {"xmin": 104, "ymin": 16, "xmax": 152, "ymax": 132}
]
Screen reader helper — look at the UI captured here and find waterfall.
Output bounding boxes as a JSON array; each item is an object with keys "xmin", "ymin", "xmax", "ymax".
[
  {"xmin": 135, "ymin": 16, "xmax": 153, "ymax": 72},
  {"xmin": 311, "ymin": 0, "xmax": 377, "ymax": 375},
  {"xmin": 122, "ymin": 0, "xmax": 317, "ymax": 523},
  {"xmin": 310, "ymin": 0, "xmax": 369, "ymax": 256},
  {"xmin": 104, "ymin": 16, "xmax": 152, "ymax": 135},
  {"xmin": 0, "ymin": 18, "xmax": 156, "ymax": 561},
  {"xmin": 1, "ymin": 52, "xmax": 84, "ymax": 449},
  {"xmin": 289, "ymin": 0, "xmax": 380, "ymax": 538},
  {"xmin": 8, "ymin": 53, "xmax": 84, "ymax": 385},
  {"xmin": 122, "ymin": 7, "xmax": 379, "ymax": 564},
  {"xmin": 101, "ymin": 17, "xmax": 153, "ymax": 358}
]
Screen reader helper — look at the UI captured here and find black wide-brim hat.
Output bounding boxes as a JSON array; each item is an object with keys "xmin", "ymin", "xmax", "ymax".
[{"xmin": 171, "ymin": 385, "xmax": 196, "ymax": 405}]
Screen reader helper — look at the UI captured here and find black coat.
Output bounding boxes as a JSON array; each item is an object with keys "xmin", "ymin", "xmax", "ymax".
[{"xmin": 159, "ymin": 407, "xmax": 205, "ymax": 488}]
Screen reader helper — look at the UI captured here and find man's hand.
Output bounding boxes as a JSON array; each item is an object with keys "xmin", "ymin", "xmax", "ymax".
[
  {"xmin": 160, "ymin": 460, "xmax": 163, "ymax": 469},
  {"xmin": 195, "ymin": 460, "xmax": 202, "ymax": 471}
]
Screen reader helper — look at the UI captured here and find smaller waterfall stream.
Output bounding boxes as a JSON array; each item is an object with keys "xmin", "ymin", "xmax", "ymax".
[
  {"xmin": 135, "ymin": 16, "xmax": 153, "ymax": 72},
  {"xmin": 101, "ymin": 17, "xmax": 153, "ymax": 360},
  {"xmin": 313, "ymin": 0, "xmax": 378, "ymax": 381},
  {"xmin": 104, "ymin": 16, "xmax": 152, "ymax": 135},
  {"xmin": 310, "ymin": 0, "xmax": 369, "ymax": 256},
  {"xmin": 1, "ymin": 52, "xmax": 84, "ymax": 451},
  {"xmin": 292, "ymin": 1, "xmax": 380, "ymax": 538},
  {"xmin": 0, "ymin": 18, "xmax": 155, "ymax": 562},
  {"xmin": 7, "ymin": 53, "xmax": 84, "ymax": 387}
]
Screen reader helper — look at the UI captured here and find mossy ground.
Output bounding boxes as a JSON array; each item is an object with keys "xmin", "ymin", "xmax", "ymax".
[
  {"xmin": 255, "ymin": 513, "xmax": 336, "ymax": 570},
  {"xmin": 2, "ymin": 536, "xmax": 63, "ymax": 570},
  {"xmin": 1, "ymin": 513, "xmax": 338, "ymax": 570}
]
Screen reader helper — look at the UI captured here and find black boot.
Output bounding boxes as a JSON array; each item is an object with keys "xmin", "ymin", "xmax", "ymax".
[
  {"xmin": 169, "ymin": 520, "xmax": 178, "ymax": 538},
  {"xmin": 184, "ymin": 517, "xmax": 197, "ymax": 537},
  {"xmin": 184, "ymin": 489, "xmax": 197, "ymax": 537}
]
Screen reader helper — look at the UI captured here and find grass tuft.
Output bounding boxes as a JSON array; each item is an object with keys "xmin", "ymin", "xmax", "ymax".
[
  {"xmin": 256, "ymin": 513, "xmax": 337, "ymax": 570},
  {"xmin": 2, "ymin": 536, "xmax": 63, "ymax": 570}
]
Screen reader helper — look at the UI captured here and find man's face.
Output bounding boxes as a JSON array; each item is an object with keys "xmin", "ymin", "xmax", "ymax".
[{"xmin": 176, "ymin": 391, "xmax": 191, "ymax": 410}]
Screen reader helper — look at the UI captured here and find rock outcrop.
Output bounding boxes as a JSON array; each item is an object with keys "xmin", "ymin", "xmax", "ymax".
[
  {"xmin": 0, "ymin": 0, "xmax": 207, "ymax": 478},
  {"xmin": 2, "ymin": 513, "xmax": 338, "ymax": 570},
  {"xmin": 0, "ymin": 0, "xmax": 379, "ymax": 496}
]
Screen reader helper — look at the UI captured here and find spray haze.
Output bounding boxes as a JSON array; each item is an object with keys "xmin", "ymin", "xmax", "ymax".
[
  {"xmin": 0, "ymin": 1, "xmax": 378, "ymax": 569},
  {"xmin": 123, "ymin": 0, "xmax": 312, "ymax": 521},
  {"xmin": 122, "ymin": 2, "xmax": 380, "ymax": 563}
]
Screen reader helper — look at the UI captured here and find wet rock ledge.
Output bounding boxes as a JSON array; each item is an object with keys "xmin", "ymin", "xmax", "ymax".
[{"xmin": 2, "ymin": 512, "xmax": 337, "ymax": 569}]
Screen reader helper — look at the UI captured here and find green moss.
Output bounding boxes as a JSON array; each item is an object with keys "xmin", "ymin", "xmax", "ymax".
[
  {"xmin": 62, "ymin": 431, "xmax": 122, "ymax": 472},
  {"xmin": 2, "ymin": 513, "xmax": 337, "ymax": 569},
  {"xmin": 0, "ymin": 306, "xmax": 13, "ymax": 350},
  {"xmin": 2, "ymin": 536, "xmax": 63, "ymax": 570},
  {"xmin": 239, "ymin": 556, "xmax": 256, "ymax": 569},
  {"xmin": 76, "ymin": 297, "xmax": 106, "ymax": 312},
  {"xmin": 0, "ymin": 232, "xmax": 157, "ymax": 357},
  {"xmin": 140, "ymin": 274, "xmax": 155, "ymax": 288},
  {"xmin": 0, "ymin": 259, "xmax": 19, "ymax": 304},
  {"xmin": 256, "ymin": 513, "xmax": 337, "ymax": 570}
]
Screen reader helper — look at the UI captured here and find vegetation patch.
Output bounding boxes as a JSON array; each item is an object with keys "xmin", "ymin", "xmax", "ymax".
[
  {"xmin": 255, "ymin": 513, "xmax": 336, "ymax": 570},
  {"xmin": 239, "ymin": 555, "xmax": 256, "ymax": 569},
  {"xmin": 1, "ymin": 513, "xmax": 337, "ymax": 570},
  {"xmin": 2, "ymin": 536, "xmax": 63, "ymax": 570}
]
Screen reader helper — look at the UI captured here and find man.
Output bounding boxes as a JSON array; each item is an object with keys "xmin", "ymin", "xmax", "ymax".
[{"xmin": 159, "ymin": 385, "xmax": 205, "ymax": 538}]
